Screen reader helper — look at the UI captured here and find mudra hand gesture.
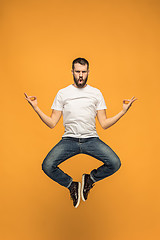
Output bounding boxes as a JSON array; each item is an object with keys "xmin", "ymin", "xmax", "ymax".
[
  {"xmin": 122, "ymin": 96, "xmax": 138, "ymax": 113},
  {"xmin": 24, "ymin": 93, "xmax": 38, "ymax": 110}
]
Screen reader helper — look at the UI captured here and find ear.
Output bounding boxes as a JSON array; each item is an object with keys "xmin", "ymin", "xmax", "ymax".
[
  {"xmin": 71, "ymin": 69, "xmax": 73, "ymax": 74},
  {"xmin": 88, "ymin": 69, "xmax": 90, "ymax": 74}
]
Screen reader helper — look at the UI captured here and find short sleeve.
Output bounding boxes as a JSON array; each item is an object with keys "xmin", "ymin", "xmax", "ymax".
[
  {"xmin": 51, "ymin": 91, "xmax": 63, "ymax": 110},
  {"xmin": 96, "ymin": 91, "xmax": 107, "ymax": 110}
]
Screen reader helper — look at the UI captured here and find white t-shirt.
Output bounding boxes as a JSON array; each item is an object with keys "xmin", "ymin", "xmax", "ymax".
[{"xmin": 51, "ymin": 84, "xmax": 107, "ymax": 138}]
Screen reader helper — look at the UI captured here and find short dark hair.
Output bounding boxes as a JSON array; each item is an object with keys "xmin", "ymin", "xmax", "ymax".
[{"xmin": 72, "ymin": 57, "xmax": 89, "ymax": 70}]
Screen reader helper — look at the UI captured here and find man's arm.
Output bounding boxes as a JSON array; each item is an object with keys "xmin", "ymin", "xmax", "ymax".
[
  {"xmin": 24, "ymin": 93, "xmax": 62, "ymax": 129},
  {"xmin": 97, "ymin": 96, "xmax": 137, "ymax": 130},
  {"xmin": 34, "ymin": 107, "xmax": 62, "ymax": 129}
]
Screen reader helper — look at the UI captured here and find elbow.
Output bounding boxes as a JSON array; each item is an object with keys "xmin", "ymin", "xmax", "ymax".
[
  {"xmin": 101, "ymin": 124, "xmax": 106, "ymax": 130},
  {"xmin": 101, "ymin": 118, "xmax": 109, "ymax": 130},
  {"xmin": 50, "ymin": 122, "xmax": 55, "ymax": 129},
  {"xmin": 101, "ymin": 123, "xmax": 109, "ymax": 130}
]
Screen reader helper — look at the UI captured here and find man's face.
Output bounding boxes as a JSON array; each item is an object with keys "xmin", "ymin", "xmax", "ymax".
[{"xmin": 71, "ymin": 63, "xmax": 89, "ymax": 88}]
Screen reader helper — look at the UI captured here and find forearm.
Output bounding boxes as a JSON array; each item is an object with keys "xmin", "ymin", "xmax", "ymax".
[
  {"xmin": 103, "ymin": 110, "xmax": 126, "ymax": 129},
  {"xmin": 34, "ymin": 106, "xmax": 54, "ymax": 128}
]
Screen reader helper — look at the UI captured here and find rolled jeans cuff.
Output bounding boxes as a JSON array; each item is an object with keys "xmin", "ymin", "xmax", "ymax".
[
  {"xmin": 66, "ymin": 179, "xmax": 73, "ymax": 188},
  {"xmin": 90, "ymin": 173, "xmax": 96, "ymax": 183}
]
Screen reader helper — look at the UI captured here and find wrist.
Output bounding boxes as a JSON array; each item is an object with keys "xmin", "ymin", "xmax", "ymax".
[
  {"xmin": 34, "ymin": 106, "xmax": 39, "ymax": 112},
  {"xmin": 121, "ymin": 109, "xmax": 127, "ymax": 115}
]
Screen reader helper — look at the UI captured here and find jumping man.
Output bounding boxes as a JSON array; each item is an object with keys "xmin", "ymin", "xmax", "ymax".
[{"xmin": 24, "ymin": 57, "xmax": 137, "ymax": 208}]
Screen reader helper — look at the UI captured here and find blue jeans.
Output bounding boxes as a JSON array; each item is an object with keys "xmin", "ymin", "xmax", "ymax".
[{"xmin": 42, "ymin": 137, "xmax": 121, "ymax": 188}]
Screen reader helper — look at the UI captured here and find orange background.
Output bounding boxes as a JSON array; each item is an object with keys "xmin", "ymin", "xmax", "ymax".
[{"xmin": 1, "ymin": 0, "xmax": 160, "ymax": 240}]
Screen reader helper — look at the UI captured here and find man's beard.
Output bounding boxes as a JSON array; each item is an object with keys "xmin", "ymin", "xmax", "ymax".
[{"xmin": 73, "ymin": 75, "xmax": 88, "ymax": 88}]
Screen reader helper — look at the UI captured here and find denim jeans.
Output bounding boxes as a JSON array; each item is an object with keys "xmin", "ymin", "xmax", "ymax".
[{"xmin": 42, "ymin": 137, "xmax": 121, "ymax": 188}]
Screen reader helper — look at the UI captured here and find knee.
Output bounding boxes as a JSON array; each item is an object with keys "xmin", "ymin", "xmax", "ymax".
[
  {"xmin": 42, "ymin": 156, "xmax": 57, "ymax": 173},
  {"xmin": 42, "ymin": 159, "xmax": 52, "ymax": 173},
  {"xmin": 112, "ymin": 156, "xmax": 121, "ymax": 171},
  {"xmin": 42, "ymin": 160, "xmax": 48, "ymax": 173}
]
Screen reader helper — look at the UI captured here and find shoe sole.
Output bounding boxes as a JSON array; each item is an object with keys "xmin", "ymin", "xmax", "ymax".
[
  {"xmin": 81, "ymin": 174, "xmax": 86, "ymax": 201},
  {"xmin": 75, "ymin": 182, "xmax": 81, "ymax": 208}
]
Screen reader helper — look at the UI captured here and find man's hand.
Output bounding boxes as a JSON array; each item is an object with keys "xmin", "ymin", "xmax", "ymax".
[
  {"xmin": 122, "ymin": 96, "xmax": 138, "ymax": 114},
  {"xmin": 24, "ymin": 93, "xmax": 38, "ymax": 110}
]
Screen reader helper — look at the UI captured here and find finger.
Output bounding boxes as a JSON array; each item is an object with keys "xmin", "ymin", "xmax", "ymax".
[
  {"xmin": 29, "ymin": 96, "xmax": 36, "ymax": 98},
  {"xmin": 24, "ymin": 93, "xmax": 28, "ymax": 98},
  {"xmin": 27, "ymin": 96, "xmax": 36, "ymax": 100},
  {"xmin": 26, "ymin": 95, "xmax": 33, "ymax": 100},
  {"xmin": 124, "ymin": 97, "xmax": 137, "ymax": 104},
  {"xmin": 131, "ymin": 96, "xmax": 135, "ymax": 100},
  {"xmin": 128, "ymin": 98, "xmax": 138, "ymax": 107},
  {"xmin": 25, "ymin": 97, "xmax": 31, "ymax": 101},
  {"xmin": 30, "ymin": 96, "xmax": 36, "ymax": 101},
  {"xmin": 131, "ymin": 98, "xmax": 138, "ymax": 103},
  {"xmin": 123, "ymin": 100, "xmax": 130, "ymax": 104}
]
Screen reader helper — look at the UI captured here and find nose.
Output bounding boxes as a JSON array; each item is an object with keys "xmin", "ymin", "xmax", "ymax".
[{"xmin": 79, "ymin": 72, "xmax": 83, "ymax": 77}]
